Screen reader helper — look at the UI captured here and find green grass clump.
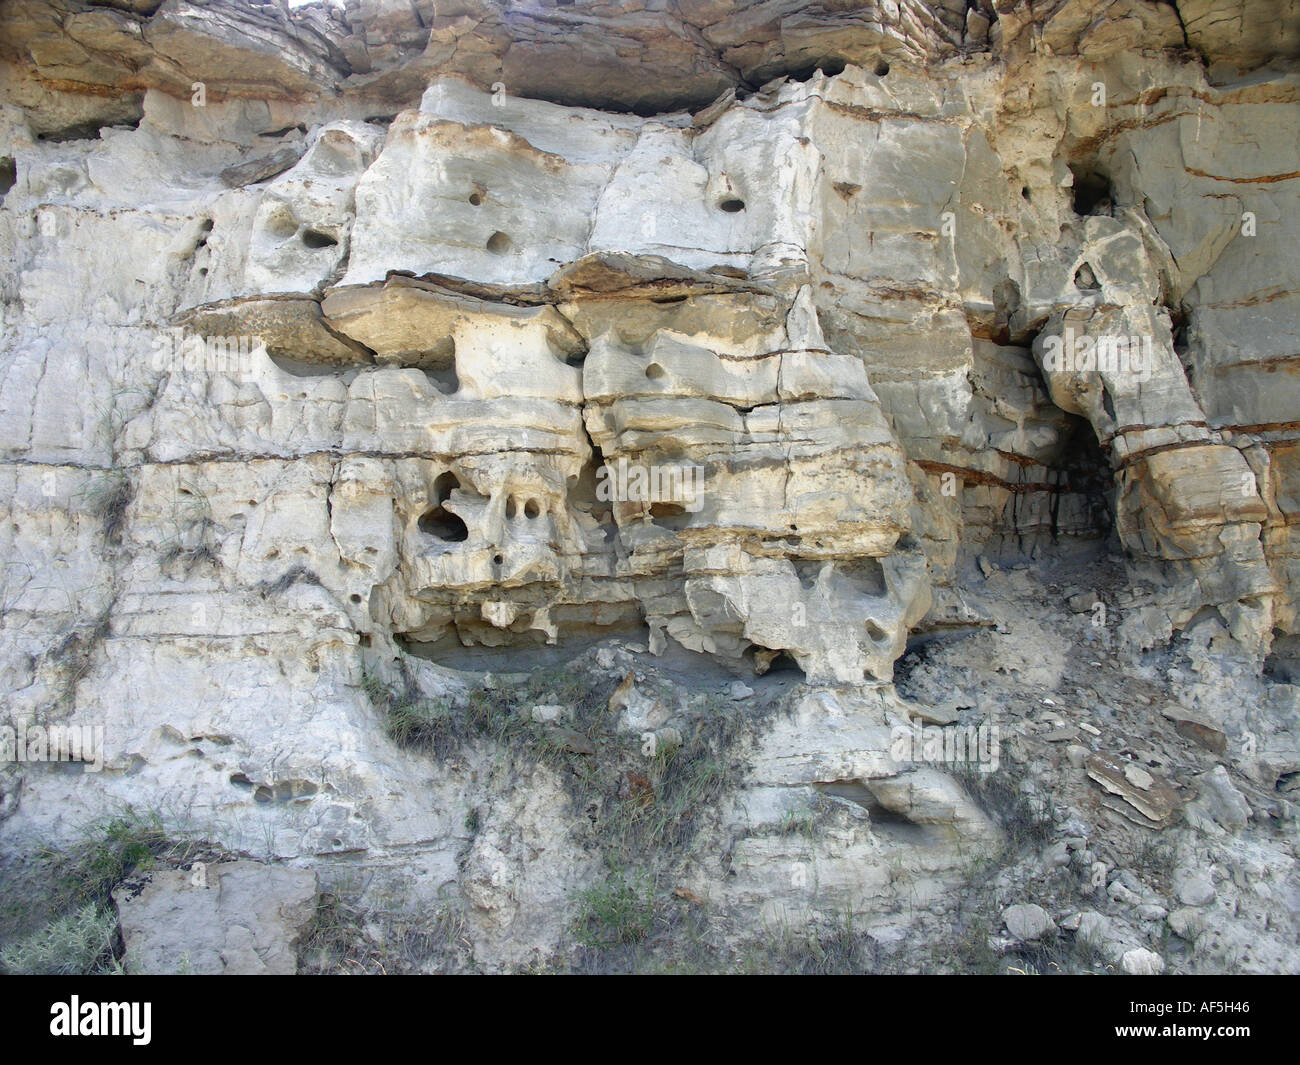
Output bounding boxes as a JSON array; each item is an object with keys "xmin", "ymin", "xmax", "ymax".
[
  {"xmin": 573, "ymin": 870, "xmax": 658, "ymax": 949},
  {"xmin": 50, "ymin": 809, "xmax": 173, "ymax": 910}
]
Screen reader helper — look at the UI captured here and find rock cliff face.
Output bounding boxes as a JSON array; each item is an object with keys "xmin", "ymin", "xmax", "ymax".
[{"xmin": 1, "ymin": 0, "xmax": 1298, "ymax": 973}]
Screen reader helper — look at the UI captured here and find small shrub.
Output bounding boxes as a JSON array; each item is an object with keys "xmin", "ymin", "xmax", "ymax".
[
  {"xmin": 956, "ymin": 762, "xmax": 1055, "ymax": 852},
  {"xmin": 573, "ymin": 870, "xmax": 657, "ymax": 949},
  {"xmin": 0, "ymin": 903, "xmax": 119, "ymax": 975}
]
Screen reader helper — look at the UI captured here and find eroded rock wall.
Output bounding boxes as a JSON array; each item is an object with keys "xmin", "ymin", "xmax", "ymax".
[{"xmin": 0, "ymin": 0, "xmax": 1297, "ymax": 972}]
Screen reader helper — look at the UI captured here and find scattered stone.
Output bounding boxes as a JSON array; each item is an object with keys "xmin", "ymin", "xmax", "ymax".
[
  {"xmin": 1003, "ymin": 903, "xmax": 1054, "ymax": 941},
  {"xmin": 1121, "ymin": 947, "xmax": 1166, "ymax": 975},
  {"xmin": 1168, "ymin": 907, "xmax": 1206, "ymax": 939},
  {"xmin": 1076, "ymin": 911, "xmax": 1112, "ymax": 948},
  {"xmin": 1042, "ymin": 726, "xmax": 1079, "ymax": 743},
  {"xmin": 1108, "ymin": 879, "xmax": 1143, "ymax": 907},
  {"xmin": 1068, "ymin": 590, "xmax": 1100, "ymax": 613},
  {"xmin": 1194, "ymin": 766, "xmax": 1251, "ymax": 832},
  {"xmin": 1160, "ymin": 704, "xmax": 1228, "ymax": 754},
  {"xmin": 1044, "ymin": 841, "xmax": 1071, "ymax": 867}
]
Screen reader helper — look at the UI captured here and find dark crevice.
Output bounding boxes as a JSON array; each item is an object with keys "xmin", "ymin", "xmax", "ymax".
[
  {"xmin": 262, "ymin": 124, "xmax": 308, "ymax": 139},
  {"xmin": 419, "ymin": 472, "xmax": 469, "ymax": 542},
  {"xmin": 1069, "ymin": 163, "xmax": 1114, "ymax": 216},
  {"xmin": 0, "ymin": 157, "xmax": 15, "ymax": 205},
  {"xmin": 302, "ymin": 229, "xmax": 339, "ymax": 249}
]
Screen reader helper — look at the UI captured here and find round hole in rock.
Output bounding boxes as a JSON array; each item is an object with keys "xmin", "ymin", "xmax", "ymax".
[
  {"xmin": 468, "ymin": 192, "xmax": 482, "ymax": 206},
  {"xmin": 865, "ymin": 620, "xmax": 889, "ymax": 643},
  {"xmin": 486, "ymin": 231, "xmax": 511, "ymax": 254},
  {"xmin": 718, "ymin": 198, "xmax": 745, "ymax": 213},
  {"xmin": 419, "ymin": 505, "xmax": 468, "ymax": 541},
  {"xmin": 1022, "ymin": 186, "xmax": 1031, "ymax": 201},
  {"xmin": 874, "ymin": 60, "xmax": 890, "ymax": 77},
  {"xmin": 645, "ymin": 363, "xmax": 665, "ymax": 379},
  {"xmin": 493, "ymin": 553, "xmax": 504, "ymax": 566},
  {"xmin": 524, "ymin": 499, "xmax": 540, "ymax": 519},
  {"xmin": 350, "ymin": 594, "xmax": 362, "ymax": 604},
  {"xmin": 302, "ymin": 228, "xmax": 338, "ymax": 249}
]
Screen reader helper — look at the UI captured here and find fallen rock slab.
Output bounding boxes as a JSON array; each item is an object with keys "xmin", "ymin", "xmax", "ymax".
[
  {"xmin": 114, "ymin": 861, "xmax": 319, "ymax": 975},
  {"xmin": 1086, "ymin": 753, "xmax": 1181, "ymax": 828}
]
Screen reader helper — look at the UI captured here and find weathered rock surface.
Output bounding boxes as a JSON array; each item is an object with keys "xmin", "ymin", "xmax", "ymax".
[
  {"xmin": 113, "ymin": 860, "xmax": 318, "ymax": 974},
  {"xmin": 0, "ymin": 0, "xmax": 1298, "ymax": 973}
]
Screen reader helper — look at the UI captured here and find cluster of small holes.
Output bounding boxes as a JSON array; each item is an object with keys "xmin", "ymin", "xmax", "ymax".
[{"xmin": 506, "ymin": 496, "xmax": 544, "ymax": 520}]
